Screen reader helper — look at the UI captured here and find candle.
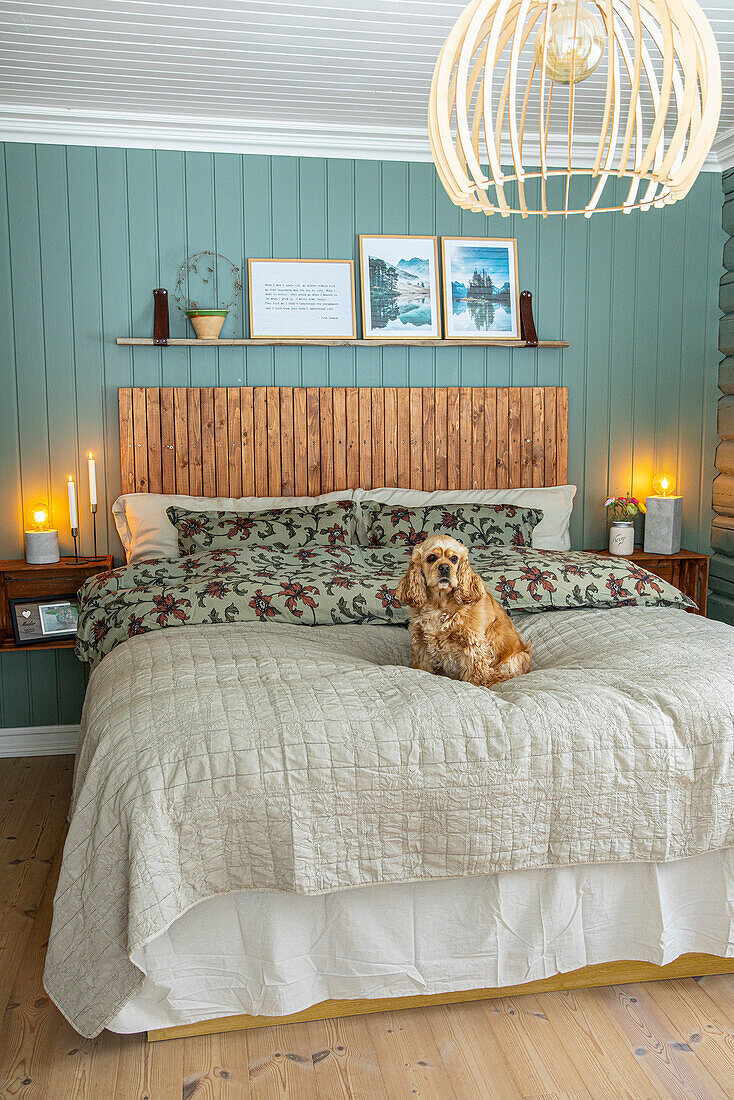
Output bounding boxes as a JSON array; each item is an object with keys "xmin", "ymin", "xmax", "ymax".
[
  {"xmin": 88, "ymin": 452, "xmax": 97, "ymax": 507},
  {"xmin": 67, "ymin": 475, "xmax": 78, "ymax": 530}
]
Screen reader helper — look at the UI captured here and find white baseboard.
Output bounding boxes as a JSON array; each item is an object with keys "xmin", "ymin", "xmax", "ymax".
[{"xmin": 0, "ymin": 724, "xmax": 79, "ymax": 757}]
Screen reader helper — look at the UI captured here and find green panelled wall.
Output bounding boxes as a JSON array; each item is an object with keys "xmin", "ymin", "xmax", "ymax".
[
  {"xmin": 710, "ymin": 168, "xmax": 734, "ymax": 626},
  {"xmin": 0, "ymin": 142, "xmax": 724, "ymax": 727}
]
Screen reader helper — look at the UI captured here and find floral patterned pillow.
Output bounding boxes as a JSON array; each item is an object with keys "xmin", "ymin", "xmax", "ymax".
[
  {"xmin": 361, "ymin": 501, "xmax": 543, "ymax": 549},
  {"xmin": 471, "ymin": 548, "xmax": 697, "ymax": 612},
  {"xmin": 167, "ymin": 499, "xmax": 356, "ymax": 555}
]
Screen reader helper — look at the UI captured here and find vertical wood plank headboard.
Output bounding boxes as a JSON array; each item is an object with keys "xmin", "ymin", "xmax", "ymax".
[{"xmin": 119, "ymin": 386, "xmax": 568, "ymax": 497}]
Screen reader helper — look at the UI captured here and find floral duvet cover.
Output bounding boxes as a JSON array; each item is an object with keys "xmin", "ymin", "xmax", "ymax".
[{"xmin": 76, "ymin": 545, "xmax": 695, "ymax": 667}]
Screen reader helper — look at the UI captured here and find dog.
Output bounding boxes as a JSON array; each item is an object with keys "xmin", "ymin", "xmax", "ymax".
[{"xmin": 396, "ymin": 534, "xmax": 531, "ymax": 687}]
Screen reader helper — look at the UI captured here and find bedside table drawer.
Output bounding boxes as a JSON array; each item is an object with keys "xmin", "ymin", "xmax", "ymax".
[{"xmin": 0, "ymin": 557, "xmax": 114, "ymax": 650}]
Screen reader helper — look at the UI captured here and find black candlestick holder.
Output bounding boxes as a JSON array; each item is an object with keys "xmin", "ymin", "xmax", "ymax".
[
  {"xmin": 71, "ymin": 527, "xmax": 79, "ymax": 562},
  {"xmin": 91, "ymin": 505, "xmax": 98, "ymax": 559}
]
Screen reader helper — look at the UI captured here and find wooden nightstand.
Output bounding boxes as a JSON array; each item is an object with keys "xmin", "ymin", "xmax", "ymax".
[
  {"xmin": 0, "ymin": 557, "xmax": 114, "ymax": 651},
  {"xmin": 584, "ymin": 548, "xmax": 709, "ymax": 616}
]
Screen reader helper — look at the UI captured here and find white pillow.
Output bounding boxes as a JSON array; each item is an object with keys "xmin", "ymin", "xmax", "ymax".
[
  {"xmin": 113, "ymin": 491, "xmax": 356, "ymax": 562},
  {"xmin": 353, "ymin": 485, "xmax": 576, "ymax": 551}
]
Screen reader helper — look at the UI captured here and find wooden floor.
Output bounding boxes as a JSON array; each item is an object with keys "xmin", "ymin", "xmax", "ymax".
[{"xmin": 2, "ymin": 758, "xmax": 734, "ymax": 1099}]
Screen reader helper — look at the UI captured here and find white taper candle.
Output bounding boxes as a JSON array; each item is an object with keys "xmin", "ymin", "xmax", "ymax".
[
  {"xmin": 88, "ymin": 452, "xmax": 97, "ymax": 507},
  {"xmin": 67, "ymin": 475, "xmax": 77, "ymax": 529}
]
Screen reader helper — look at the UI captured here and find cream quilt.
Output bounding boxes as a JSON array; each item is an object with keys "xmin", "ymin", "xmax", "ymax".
[{"xmin": 45, "ymin": 608, "xmax": 734, "ymax": 1037}]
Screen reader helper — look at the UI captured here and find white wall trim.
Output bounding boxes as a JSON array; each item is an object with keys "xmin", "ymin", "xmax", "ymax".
[
  {"xmin": 0, "ymin": 724, "xmax": 79, "ymax": 757},
  {"xmin": 0, "ymin": 104, "xmax": 728, "ymax": 172},
  {"xmin": 713, "ymin": 126, "xmax": 734, "ymax": 174}
]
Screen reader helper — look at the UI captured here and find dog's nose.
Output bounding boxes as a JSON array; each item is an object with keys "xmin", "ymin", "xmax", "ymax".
[{"xmin": 438, "ymin": 563, "xmax": 450, "ymax": 575}]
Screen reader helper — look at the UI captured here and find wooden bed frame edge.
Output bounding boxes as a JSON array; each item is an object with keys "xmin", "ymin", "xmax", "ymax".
[{"xmin": 147, "ymin": 952, "xmax": 734, "ymax": 1040}]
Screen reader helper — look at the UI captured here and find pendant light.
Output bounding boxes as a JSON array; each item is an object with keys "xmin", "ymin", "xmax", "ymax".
[{"xmin": 428, "ymin": 0, "xmax": 722, "ymax": 217}]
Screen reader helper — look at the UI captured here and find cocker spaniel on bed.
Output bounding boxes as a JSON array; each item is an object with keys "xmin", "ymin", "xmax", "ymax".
[{"xmin": 396, "ymin": 534, "xmax": 531, "ymax": 687}]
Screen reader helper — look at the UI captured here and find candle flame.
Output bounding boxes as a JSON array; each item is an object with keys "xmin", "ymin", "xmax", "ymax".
[
  {"xmin": 88, "ymin": 451, "xmax": 93, "ymax": 460},
  {"xmin": 68, "ymin": 474, "xmax": 73, "ymax": 483}
]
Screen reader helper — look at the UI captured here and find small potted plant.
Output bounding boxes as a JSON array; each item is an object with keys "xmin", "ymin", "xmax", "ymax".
[
  {"xmin": 603, "ymin": 493, "xmax": 646, "ymax": 556},
  {"xmin": 173, "ymin": 251, "xmax": 242, "ymax": 340}
]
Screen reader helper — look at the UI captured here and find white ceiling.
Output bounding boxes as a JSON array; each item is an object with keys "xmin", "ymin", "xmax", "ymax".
[{"xmin": 1, "ymin": 0, "xmax": 733, "ymax": 168}]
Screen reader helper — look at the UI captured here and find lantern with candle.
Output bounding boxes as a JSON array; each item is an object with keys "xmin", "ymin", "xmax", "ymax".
[
  {"xmin": 644, "ymin": 473, "xmax": 682, "ymax": 555},
  {"xmin": 24, "ymin": 501, "xmax": 60, "ymax": 564}
]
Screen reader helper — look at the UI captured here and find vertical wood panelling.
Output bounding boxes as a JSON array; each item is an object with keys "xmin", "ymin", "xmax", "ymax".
[
  {"xmin": 227, "ymin": 387, "xmax": 242, "ymax": 497},
  {"xmin": 0, "ymin": 142, "xmax": 724, "ymax": 725},
  {"xmin": 187, "ymin": 388, "xmax": 202, "ymax": 495},
  {"xmin": 160, "ymin": 388, "xmax": 176, "ymax": 493},
  {"xmin": 174, "ymin": 387, "xmax": 190, "ymax": 494},
  {"xmin": 278, "ymin": 387, "xmax": 294, "ymax": 496},
  {"xmin": 145, "ymin": 386, "xmax": 162, "ymax": 493},
  {"xmin": 122, "ymin": 387, "xmax": 566, "ymax": 498}
]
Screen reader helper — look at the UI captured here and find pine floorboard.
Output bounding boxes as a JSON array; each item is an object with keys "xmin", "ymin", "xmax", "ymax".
[{"xmin": 1, "ymin": 755, "xmax": 734, "ymax": 1099}]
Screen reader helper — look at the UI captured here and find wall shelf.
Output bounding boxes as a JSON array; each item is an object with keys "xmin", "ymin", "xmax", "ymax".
[{"xmin": 116, "ymin": 338, "xmax": 569, "ymax": 348}]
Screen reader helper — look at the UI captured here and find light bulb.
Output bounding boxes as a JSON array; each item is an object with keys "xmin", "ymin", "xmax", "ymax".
[
  {"xmin": 535, "ymin": 1, "xmax": 606, "ymax": 85},
  {"xmin": 652, "ymin": 473, "xmax": 674, "ymax": 497},
  {"xmin": 28, "ymin": 503, "xmax": 51, "ymax": 531}
]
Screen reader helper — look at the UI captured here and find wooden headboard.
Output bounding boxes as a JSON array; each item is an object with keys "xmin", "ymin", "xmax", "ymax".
[{"xmin": 119, "ymin": 386, "xmax": 568, "ymax": 498}]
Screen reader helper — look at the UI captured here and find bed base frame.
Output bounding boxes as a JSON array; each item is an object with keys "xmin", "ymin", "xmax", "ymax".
[
  {"xmin": 117, "ymin": 386, "xmax": 734, "ymax": 1043},
  {"xmin": 148, "ymin": 953, "xmax": 734, "ymax": 1041}
]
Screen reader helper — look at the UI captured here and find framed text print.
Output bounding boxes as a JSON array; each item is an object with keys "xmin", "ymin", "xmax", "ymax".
[
  {"xmin": 248, "ymin": 259, "xmax": 356, "ymax": 339},
  {"xmin": 359, "ymin": 235, "xmax": 441, "ymax": 340},
  {"xmin": 441, "ymin": 237, "xmax": 520, "ymax": 340}
]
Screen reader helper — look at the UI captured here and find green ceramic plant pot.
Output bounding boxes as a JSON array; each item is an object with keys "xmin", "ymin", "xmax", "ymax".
[{"xmin": 185, "ymin": 309, "xmax": 228, "ymax": 339}]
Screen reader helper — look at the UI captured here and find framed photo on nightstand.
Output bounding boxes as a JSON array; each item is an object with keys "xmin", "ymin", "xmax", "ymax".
[{"xmin": 9, "ymin": 596, "xmax": 80, "ymax": 646}]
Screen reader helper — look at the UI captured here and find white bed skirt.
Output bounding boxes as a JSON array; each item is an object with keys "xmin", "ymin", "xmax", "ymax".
[{"xmin": 109, "ymin": 850, "xmax": 734, "ymax": 1034}]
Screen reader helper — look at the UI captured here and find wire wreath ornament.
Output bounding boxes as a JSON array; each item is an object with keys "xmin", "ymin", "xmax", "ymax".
[{"xmin": 172, "ymin": 251, "xmax": 242, "ymax": 312}]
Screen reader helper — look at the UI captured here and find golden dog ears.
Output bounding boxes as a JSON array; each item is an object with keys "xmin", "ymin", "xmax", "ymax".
[
  {"xmin": 456, "ymin": 556, "xmax": 486, "ymax": 605},
  {"xmin": 396, "ymin": 549, "xmax": 427, "ymax": 609}
]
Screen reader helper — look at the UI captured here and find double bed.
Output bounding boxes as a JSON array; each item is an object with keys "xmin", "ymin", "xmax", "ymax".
[{"xmin": 43, "ymin": 386, "xmax": 734, "ymax": 1041}]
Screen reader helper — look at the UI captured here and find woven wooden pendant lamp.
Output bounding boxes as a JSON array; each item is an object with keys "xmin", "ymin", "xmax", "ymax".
[{"xmin": 428, "ymin": 0, "xmax": 722, "ymax": 217}]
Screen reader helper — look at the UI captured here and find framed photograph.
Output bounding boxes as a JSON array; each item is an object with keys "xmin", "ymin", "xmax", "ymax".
[
  {"xmin": 248, "ymin": 258, "xmax": 356, "ymax": 339},
  {"xmin": 441, "ymin": 237, "xmax": 520, "ymax": 340},
  {"xmin": 359, "ymin": 235, "xmax": 441, "ymax": 340},
  {"xmin": 10, "ymin": 596, "xmax": 79, "ymax": 646}
]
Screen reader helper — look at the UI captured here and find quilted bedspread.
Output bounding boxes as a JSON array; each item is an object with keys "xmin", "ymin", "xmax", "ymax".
[{"xmin": 46, "ymin": 607, "xmax": 734, "ymax": 1036}]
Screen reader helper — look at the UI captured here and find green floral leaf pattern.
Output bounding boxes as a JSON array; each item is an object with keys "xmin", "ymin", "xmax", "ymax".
[
  {"xmin": 167, "ymin": 499, "xmax": 356, "ymax": 554},
  {"xmin": 361, "ymin": 502, "xmax": 543, "ymax": 548},
  {"xmin": 76, "ymin": 546, "xmax": 695, "ymax": 668}
]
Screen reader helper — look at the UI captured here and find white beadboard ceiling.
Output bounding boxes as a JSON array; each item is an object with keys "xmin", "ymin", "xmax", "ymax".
[{"xmin": 1, "ymin": 0, "xmax": 733, "ymax": 169}]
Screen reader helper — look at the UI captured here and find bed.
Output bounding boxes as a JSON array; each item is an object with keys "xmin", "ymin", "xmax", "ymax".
[{"xmin": 43, "ymin": 385, "xmax": 734, "ymax": 1041}]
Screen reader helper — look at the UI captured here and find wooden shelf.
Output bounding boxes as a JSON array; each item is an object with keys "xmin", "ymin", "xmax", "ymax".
[{"xmin": 117, "ymin": 338, "xmax": 569, "ymax": 349}]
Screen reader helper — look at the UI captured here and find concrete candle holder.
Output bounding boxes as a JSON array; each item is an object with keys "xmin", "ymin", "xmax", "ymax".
[
  {"xmin": 644, "ymin": 496, "xmax": 682, "ymax": 555},
  {"xmin": 25, "ymin": 528, "xmax": 60, "ymax": 564}
]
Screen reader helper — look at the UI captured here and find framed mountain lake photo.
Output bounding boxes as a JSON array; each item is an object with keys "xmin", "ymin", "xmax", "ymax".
[
  {"xmin": 359, "ymin": 235, "xmax": 441, "ymax": 340},
  {"xmin": 441, "ymin": 237, "xmax": 520, "ymax": 340}
]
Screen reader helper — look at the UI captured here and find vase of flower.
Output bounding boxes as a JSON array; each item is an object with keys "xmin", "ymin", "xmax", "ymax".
[
  {"xmin": 603, "ymin": 494, "xmax": 646, "ymax": 556},
  {"xmin": 608, "ymin": 521, "xmax": 634, "ymax": 556}
]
